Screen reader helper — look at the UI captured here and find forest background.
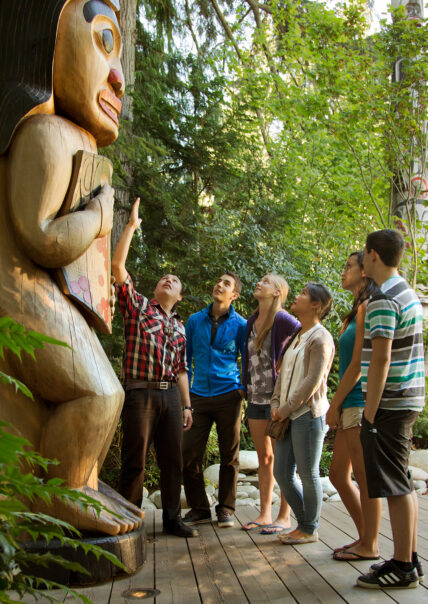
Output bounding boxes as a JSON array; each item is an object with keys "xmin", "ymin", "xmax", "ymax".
[{"xmin": 100, "ymin": 0, "xmax": 428, "ymax": 489}]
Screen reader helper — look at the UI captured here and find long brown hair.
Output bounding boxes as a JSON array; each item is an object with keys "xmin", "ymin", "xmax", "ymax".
[
  {"xmin": 254, "ymin": 274, "xmax": 289, "ymax": 351},
  {"xmin": 342, "ymin": 251, "xmax": 379, "ymax": 331}
]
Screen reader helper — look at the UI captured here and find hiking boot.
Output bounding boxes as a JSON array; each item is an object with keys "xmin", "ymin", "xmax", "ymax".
[
  {"xmin": 357, "ymin": 559, "xmax": 418, "ymax": 589},
  {"xmin": 217, "ymin": 510, "xmax": 234, "ymax": 528},
  {"xmin": 182, "ymin": 509, "xmax": 212, "ymax": 525},
  {"xmin": 371, "ymin": 559, "xmax": 424, "ymax": 583}
]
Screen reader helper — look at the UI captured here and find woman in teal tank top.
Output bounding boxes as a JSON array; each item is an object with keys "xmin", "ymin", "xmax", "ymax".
[{"xmin": 326, "ymin": 252, "xmax": 382, "ymax": 562}]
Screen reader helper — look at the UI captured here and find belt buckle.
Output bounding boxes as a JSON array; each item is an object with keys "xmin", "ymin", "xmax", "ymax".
[{"xmin": 159, "ymin": 382, "xmax": 169, "ymax": 390}]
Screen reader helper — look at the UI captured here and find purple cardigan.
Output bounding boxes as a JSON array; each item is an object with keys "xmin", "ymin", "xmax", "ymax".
[{"xmin": 243, "ymin": 310, "xmax": 301, "ymax": 390}]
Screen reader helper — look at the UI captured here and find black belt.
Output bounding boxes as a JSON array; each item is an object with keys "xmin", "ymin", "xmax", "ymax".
[{"xmin": 126, "ymin": 380, "xmax": 176, "ymax": 391}]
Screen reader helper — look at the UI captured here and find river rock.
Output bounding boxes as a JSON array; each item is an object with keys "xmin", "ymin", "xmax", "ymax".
[
  {"xmin": 149, "ymin": 490, "xmax": 162, "ymax": 508},
  {"xmin": 141, "ymin": 499, "xmax": 157, "ymax": 510},
  {"xmin": 409, "ymin": 464, "xmax": 428, "ymax": 481},
  {"xmin": 409, "ymin": 450, "xmax": 428, "ymax": 473},
  {"xmin": 238, "ymin": 497, "xmax": 257, "ymax": 506},
  {"xmin": 319, "ymin": 476, "xmax": 337, "ymax": 497},
  {"xmin": 239, "ymin": 475, "xmax": 259, "ymax": 484},
  {"xmin": 239, "ymin": 450, "xmax": 259, "ymax": 472},
  {"xmin": 204, "ymin": 464, "xmax": 220, "ymax": 486},
  {"xmin": 205, "ymin": 484, "xmax": 216, "ymax": 496}
]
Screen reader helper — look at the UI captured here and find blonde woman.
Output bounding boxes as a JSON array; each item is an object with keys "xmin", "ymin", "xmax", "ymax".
[{"xmin": 241, "ymin": 274, "xmax": 300, "ymax": 533}]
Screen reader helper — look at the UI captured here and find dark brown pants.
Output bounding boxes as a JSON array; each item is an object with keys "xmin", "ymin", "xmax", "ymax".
[
  {"xmin": 182, "ymin": 390, "xmax": 243, "ymax": 513},
  {"xmin": 119, "ymin": 386, "xmax": 183, "ymax": 520}
]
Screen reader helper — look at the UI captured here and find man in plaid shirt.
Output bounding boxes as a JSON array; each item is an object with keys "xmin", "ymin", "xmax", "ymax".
[{"xmin": 112, "ymin": 199, "xmax": 197, "ymax": 538}]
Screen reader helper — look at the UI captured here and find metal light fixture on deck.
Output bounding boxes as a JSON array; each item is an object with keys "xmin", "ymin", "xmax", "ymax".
[{"xmin": 122, "ymin": 588, "xmax": 160, "ymax": 600}]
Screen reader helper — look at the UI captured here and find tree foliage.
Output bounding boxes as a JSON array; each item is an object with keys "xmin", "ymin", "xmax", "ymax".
[{"xmin": 104, "ymin": 0, "xmax": 427, "ymax": 332}]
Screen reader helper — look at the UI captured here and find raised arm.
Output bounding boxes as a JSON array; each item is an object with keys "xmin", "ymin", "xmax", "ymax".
[{"xmin": 112, "ymin": 198, "xmax": 141, "ymax": 285}]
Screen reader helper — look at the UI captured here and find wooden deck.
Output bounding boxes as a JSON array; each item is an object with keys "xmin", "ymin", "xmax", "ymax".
[{"xmin": 20, "ymin": 497, "xmax": 428, "ymax": 603}]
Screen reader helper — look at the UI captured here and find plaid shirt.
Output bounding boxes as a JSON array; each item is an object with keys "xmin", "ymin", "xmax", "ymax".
[{"xmin": 116, "ymin": 274, "xmax": 187, "ymax": 382}]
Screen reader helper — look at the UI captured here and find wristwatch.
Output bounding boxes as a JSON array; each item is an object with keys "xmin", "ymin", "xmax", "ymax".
[{"xmin": 183, "ymin": 406, "xmax": 194, "ymax": 412}]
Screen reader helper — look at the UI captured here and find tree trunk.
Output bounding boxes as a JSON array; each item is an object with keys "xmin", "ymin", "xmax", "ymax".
[{"xmin": 390, "ymin": 0, "xmax": 428, "ymax": 326}]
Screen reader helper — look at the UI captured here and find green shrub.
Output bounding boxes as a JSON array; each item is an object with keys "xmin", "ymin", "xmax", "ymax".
[
  {"xmin": 413, "ymin": 404, "xmax": 428, "ymax": 449},
  {"xmin": 0, "ymin": 424, "xmax": 126, "ymax": 603},
  {"xmin": 319, "ymin": 443, "xmax": 334, "ymax": 477}
]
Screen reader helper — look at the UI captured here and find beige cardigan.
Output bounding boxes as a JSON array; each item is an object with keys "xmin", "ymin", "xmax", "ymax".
[{"xmin": 271, "ymin": 325, "xmax": 335, "ymax": 419}]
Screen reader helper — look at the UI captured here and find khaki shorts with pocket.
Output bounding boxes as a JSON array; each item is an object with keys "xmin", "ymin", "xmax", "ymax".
[{"xmin": 339, "ymin": 406, "xmax": 363, "ymax": 430}]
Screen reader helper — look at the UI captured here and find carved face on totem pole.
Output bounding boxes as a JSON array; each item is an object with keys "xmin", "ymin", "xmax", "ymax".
[
  {"xmin": 0, "ymin": 0, "xmax": 124, "ymax": 155},
  {"xmin": 390, "ymin": 0, "xmax": 423, "ymax": 21},
  {"xmin": 54, "ymin": 0, "xmax": 124, "ymax": 147}
]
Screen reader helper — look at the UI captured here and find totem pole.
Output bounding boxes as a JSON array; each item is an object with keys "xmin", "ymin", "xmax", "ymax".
[
  {"xmin": 391, "ymin": 0, "xmax": 428, "ymax": 320},
  {"xmin": 0, "ymin": 0, "xmax": 143, "ymax": 535}
]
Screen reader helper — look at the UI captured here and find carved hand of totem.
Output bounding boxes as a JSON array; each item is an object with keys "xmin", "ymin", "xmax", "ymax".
[{"xmin": 86, "ymin": 183, "xmax": 114, "ymax": 238}]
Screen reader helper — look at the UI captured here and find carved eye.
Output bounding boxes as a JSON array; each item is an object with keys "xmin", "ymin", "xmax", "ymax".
[{"xmin": 102, "ymin": 29, "xmax": 114, "ymax": 53}]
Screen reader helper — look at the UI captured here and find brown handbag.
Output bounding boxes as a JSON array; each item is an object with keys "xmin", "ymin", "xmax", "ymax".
[{"xmin": 264, "ymin": 417, "xmax": 290, "ymax": 439}]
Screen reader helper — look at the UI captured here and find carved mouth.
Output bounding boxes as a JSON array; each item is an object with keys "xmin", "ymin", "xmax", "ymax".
[{"xmin": 98, "ymin": 89, "xmax": 122, "ymax": 126}]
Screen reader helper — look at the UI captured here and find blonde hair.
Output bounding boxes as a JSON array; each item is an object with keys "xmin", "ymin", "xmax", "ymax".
[{"xmin": 254, "ymin": 274, "xmax": 289, "ymax": 351}]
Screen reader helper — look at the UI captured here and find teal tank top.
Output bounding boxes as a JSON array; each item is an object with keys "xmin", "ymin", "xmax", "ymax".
[{"xmin": 339, "ymin": 317, "xmax": 364, "ymax": 408}]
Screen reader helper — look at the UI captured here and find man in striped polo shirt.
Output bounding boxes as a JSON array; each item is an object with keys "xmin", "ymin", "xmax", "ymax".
[{"xmin": 357, "ymin": 229, "xmax": 425, "ymax": 590}]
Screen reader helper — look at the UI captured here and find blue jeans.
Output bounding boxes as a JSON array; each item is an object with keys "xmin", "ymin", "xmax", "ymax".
[{"xmin": 273, "ymin": 411, "xmax": 326, "ymax": 535}]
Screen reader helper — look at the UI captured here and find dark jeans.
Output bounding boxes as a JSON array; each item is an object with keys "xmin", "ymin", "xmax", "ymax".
[
  {"xmin": 119, "ymin": 386, "xmax": 183, "ymax": 520},
  {"xmin": 182, "ymin": 390, "xmax": 243, "ymax": 514}
]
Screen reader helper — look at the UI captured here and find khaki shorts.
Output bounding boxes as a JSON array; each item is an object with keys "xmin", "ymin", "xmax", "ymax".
[{"xmin": 339, "ymin": 406, "xmax": 363, "ymax": 430}]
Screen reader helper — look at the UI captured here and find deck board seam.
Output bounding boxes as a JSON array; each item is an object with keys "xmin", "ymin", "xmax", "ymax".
[{"xmin": 234, "ymin": 512, "xmax": 299, "ymax": 603}]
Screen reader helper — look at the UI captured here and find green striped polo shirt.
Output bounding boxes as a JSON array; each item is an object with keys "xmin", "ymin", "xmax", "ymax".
[{"xmin": 361, "ymin": 276, "xmax": 425, "ymax": 411}]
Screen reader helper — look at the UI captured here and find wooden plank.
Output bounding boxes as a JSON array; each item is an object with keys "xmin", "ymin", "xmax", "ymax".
[
  {"xmin": 14, "ymin": 581, "xmax": 114, "ymax": 604},
  {"xmin": 15, "ymin": 589, "xmax": 68, "ymax": 603},
  {"xmin": 11, "ymin": 502, "xmax": 428, "ymax": 603},
  {"xmin": 328, "ymin": 499, "xmax": 428, "ymax": 560},
  {"xmin": 320, "ymin": 501, "xmax": 394, "ymax": 560},
  {"xmin": 63, "ymin": 581, "xmax": 114, "ymax": 603},
  {"xmin": 211, "ymin": 508, "xmax": 295, "ymax": 603},
  {"xmin": 187, "ymin": 514, "xmax": 249, "ymax": 603},
  {"xmin": 235, "ymin": 506, "xmax": 345, "ymax": 604},
  {"xmin": 153, "ymin": 510, "xmax": 201, "ymax": 604},
  {"xmin": 416, "ymin": 495, "xmax": 428, "ymax": 512},
  {"xmin": 320, "ymin": 502, "xmax": 428, "ymax": 602},
  {"xmin": 111, "ymin": 509, "xmax": 156, "ymax": 604}
]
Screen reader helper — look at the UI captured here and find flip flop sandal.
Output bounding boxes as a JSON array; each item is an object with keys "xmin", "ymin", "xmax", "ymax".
[
  {"xmin": 333, "ymin": 543, "xmax": 357, "ymax": 554},
  {"xmin": 241, "ymin": 521, "xmax": 269, "ymax": 532},
  {"xmin": 260, "ymin": 524, "xmax": 292, "ymax": 535},
  {"xmin": 333, "ymin": 550, "xmax": 380, "ymax": 562}
]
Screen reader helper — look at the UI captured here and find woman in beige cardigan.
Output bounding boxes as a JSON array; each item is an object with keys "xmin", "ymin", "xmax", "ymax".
[{"xmin": 271, "ymin": 283, "xmax": 335, "ymax": 545}]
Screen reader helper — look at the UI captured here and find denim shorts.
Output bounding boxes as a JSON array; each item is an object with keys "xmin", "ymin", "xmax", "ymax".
[{"xmin": 247, "ymin": 402, "xmax": 271, "ymax": 420}]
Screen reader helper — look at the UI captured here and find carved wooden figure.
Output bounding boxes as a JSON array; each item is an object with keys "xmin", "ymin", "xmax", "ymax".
[{"xmin": 0, "ymin": 0, "xmax": 143, "ymax": 535}]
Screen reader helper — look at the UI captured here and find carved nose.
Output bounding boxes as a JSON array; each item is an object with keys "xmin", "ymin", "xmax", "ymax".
[{"xmin": 108, "ymin": 68, "xmax": 124, "ymax": 98}]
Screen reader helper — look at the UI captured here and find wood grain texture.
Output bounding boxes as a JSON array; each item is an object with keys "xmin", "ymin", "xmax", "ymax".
[
  {"xmin": 0, "ymin": 0, "xmax": 143, "ymax": 536},
  {"xmin": 10, "ymin": 501, "xmax": 428, "ymax": 603}
]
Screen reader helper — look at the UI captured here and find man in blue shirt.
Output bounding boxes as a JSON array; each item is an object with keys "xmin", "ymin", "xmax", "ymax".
[{"xmin": 183, "ymin": 272, "xmax": 247, "ymax": 528}]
